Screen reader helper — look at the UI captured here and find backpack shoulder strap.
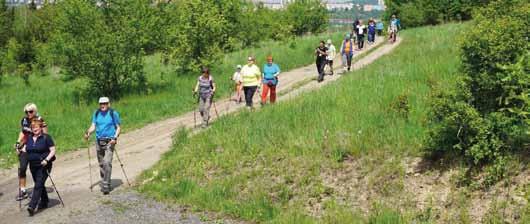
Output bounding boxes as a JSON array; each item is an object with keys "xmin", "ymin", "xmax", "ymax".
[
  {"xmin": 109, "ymin": 109, "xmax": 116, "ymax": 127},
  {"xmin": 94, "ymin": 110, "xmax": 100, "ymax": 119}
]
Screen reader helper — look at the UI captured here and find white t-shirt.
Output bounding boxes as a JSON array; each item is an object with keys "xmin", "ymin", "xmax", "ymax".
[
  {"xmin": 326, "ymin": 44, "xmax": 336, "ymax": 60},
  {"xmin": 232, "ymin": 71, "xmax": 242, "ymax": 83},
  {"xmin": 357, "ymin": 25, "xmax": 366, "ymax": 35}
]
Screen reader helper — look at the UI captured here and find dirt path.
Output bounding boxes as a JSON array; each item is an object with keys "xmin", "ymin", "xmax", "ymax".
[{"xmin": 0, "ymin": 37, "xmax": 401, "ymax": 223}]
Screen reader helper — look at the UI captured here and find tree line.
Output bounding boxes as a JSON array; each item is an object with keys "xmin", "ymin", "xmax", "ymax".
[
  {"xmin": 0, "ymin": 0, "xmax": 328, "ymax": 98},
  {"xmin": 384, "ymin": 0, "xmax": 492, "ymax": 28}
]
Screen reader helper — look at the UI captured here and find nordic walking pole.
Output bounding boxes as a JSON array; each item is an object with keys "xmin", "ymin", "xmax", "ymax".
[
  {"xmin": 46, "ymin": 169, "xmax": 65, "ymax": 207},
  {"xmin": 85, "ymin": 139, "xmax": 93, "ymax": 192},
  {"xmin": 15, "ymin": 144, "xmax": 22, "ymax": 210},
  {"xmin": 212, "ymin": 95, "xmax": 219, "ymax": 119},
  {"xmin": 193, "ymin": 92, "xmax": 198, "ymax": 128},
  {"xmin": 113, "ymin": 147, "xmax": 131, "ymax": 187}
]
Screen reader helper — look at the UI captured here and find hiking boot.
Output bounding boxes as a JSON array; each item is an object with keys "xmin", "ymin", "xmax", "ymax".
[
  {"xmin": 27, "ymin": 206, "xmax": 36, "ymax": 216},
  {"xmin": 16, "ymin": 189, "xmax": 28, "ymax": 201}
]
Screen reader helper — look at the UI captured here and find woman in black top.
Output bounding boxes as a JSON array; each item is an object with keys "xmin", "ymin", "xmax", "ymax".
[
  {"xmin": 315, "ymin": 40, "xmax": 328, "ymax": 82},
  {"xmin": 22, "ymin": 120, "xmax": 56, "ymax": 216},
  {"xmin": 15, "ymin": 103, "xmax": 48, "ymax": 201}
]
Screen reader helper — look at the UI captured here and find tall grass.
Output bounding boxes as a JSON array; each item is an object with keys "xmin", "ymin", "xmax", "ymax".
[
  {"xmin": 0, "ymin": 31, "xmax": 346, "ymax": 168},
  {"xmin": 138, "ymin": 23, "xmax": 465, "ymax": 223}
]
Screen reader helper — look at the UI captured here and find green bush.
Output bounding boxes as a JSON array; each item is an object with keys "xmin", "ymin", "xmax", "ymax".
[
  {"xmin": 425, "ymin": 0, "xmax": 529, "ymax": 184},
  {"xmin": 51, "ymin": 0, "xmax": 147, "ymax": 99}
]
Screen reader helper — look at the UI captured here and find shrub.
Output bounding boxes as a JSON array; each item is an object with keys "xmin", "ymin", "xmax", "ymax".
[
  {"xmin": 425, "ymin": 0, "xmax": 529, "ymax": 183},
  {"xmin": 51, "ymin": 0, "xmax": 147, "ymax": 99}
]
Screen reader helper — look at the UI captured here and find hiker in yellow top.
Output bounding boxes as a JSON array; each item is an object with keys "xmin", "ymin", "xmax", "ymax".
[{"xmin": 240, "ymin": 56, "xmax": 261, "ymax": 109}]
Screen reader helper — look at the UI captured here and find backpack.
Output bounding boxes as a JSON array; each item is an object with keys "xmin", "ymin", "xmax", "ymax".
[{"xmin": 95, "ymin": 109, "xmax": 117, "ymax": 128}]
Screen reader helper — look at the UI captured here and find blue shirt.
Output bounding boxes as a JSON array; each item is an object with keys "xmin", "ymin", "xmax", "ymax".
[
  {"xmin": 26, "ymin": 134, "xmax": 55, "ymax": 161},
  {"xmin": 262, "ymin": 63, "xmax": 280, "ymax": 85},
  {"xmin": 368, "ymin": 24, "xmax": 376, "ymax": 33},
  {"xmin": 92, "ymin": 109, "xmax": 121, "ymax": 139},
  {"xmin": 376, "ymin": 22, "xmax": 384, "ymax": 30}
]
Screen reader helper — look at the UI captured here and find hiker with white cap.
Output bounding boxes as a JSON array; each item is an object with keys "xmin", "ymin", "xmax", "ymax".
[
  {"xmin": 231, "ymin": 64, "xmax": 243, "ymax": 103},
  {"xmin": 326, "ymin": 39, "xmax": 336, "ymax": 75},
  {"xmin": 84, "ymin": 97, "xmax": 121, "ymax": 195},
  {"xmin": 240, "ymin": 56, "xmax": 261, "ymax": 109}
]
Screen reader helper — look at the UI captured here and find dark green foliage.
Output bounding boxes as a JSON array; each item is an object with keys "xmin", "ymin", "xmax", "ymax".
[
  {"xmin": 285, "ymin": 0, "xmax": 329, "ymax": 36},
  {"xmin": 426, "ymin": 0, "xmax": 529, "ymax": 184},
  {"xmin": 164, "ymin": 0, "xmax": 328, "ymax": 72},
  {"xmin": 384, "ymin": 0, "xmax": 491, "ymax": 28},
  {"xmin": 0, "ymin": 0, "xmax": 329, "ymax": 97},
  {"xmin": 51, "ymin": 0, "xmax": 147, "ymax": 99}
]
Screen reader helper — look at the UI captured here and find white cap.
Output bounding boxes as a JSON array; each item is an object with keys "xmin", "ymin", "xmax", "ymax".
[
  {"xmin": 236, "ymin": 64, "xmax": 242, "ymax": 69},
  {"xmin": 327, "ymin": 39, "xmax": 332, "ymax": 44},
  {"xmin": 98, "ymin": 97, "xmax": 110, "ymax": 104}
]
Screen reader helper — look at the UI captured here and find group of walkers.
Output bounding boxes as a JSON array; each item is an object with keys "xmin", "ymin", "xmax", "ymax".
[
  {"xmin": 14, "ymin": 98, "xmax": 121, "ymax": 216},
  {"xmin": 195, "ymin": 55, "xmax": 281, "ymax": 128},
  {"xmin": 316, "ymin": 15, "xmax": 401, "ymax": 82},
  {"xmin": 12, "ymin": 14, "xmax": 402, "ymax": 217}
]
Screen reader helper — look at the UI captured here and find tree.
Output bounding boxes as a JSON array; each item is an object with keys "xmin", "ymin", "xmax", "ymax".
[
  {"xmin": 165, "ymin": 0, "xmax": 229, "ymax": 72},
  {"xmin": 52, "ymin": 0, "xmax": 147, "ymax": 99},
  {"xmin": 285, "ymin": 0, "xmax": 329, "ymax": 35}
]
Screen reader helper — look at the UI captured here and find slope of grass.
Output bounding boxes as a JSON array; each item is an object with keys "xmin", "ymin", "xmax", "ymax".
[
  {"xmin": 0, "ymin": 31, "xmax": 345, "ymax": 168},
  {"xmin": 138, "ymin": 23, "xmax": 465, "ymax": 223}
]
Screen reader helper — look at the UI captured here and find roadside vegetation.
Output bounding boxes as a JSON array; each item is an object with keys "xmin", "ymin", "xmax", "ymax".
[
  {"xmin": 139, "ymin": 23, "xmax": 470, "ymax": 223},
  {"xmin": 0, "ymin": 0, "xmax": 333, "ymax": 167}
]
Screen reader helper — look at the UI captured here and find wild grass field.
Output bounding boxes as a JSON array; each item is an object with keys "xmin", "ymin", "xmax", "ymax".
[
  {"xmin": 0, "ymin": 32, "xmax": 345, "ymax": 168},
  {"xmin": 138, "ymin": 24, "xmax": 469, "ymax": 223}
]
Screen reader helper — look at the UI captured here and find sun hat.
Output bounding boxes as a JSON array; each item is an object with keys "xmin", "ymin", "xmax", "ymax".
[{"xmin": 98, "ymin": 97, "xmax": 110, "ymax": 104}]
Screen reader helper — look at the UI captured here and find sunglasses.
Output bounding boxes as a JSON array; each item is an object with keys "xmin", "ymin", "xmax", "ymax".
[
  {"xmin": 25, "ymin": 110, "xmax": 34, "ymax": 114},
  {"xmin": 99, "ymin": 103, "xmax": 109, "ymax": 105}
]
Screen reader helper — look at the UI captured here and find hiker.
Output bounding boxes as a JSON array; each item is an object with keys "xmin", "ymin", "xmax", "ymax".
[
  {"xmin": 315, "ymin": 40, "xmax": 328, "ymax": 82},
  {"xmin": 326, "ymin": 39, "xmax": 336, "ymax": 75},
  {"xmin": 356, "ymin": 19, "xmax": 367, "ymax": 50},
  {"xmin": 340, "ymin": 34, "xmax": 354, "ymax": 71},
  {"xmin": 376, "ymin": 20, "xmax": 384, "ymax": 36},
  {"xmin": 352, "ymin": 19, "xmax": 360, "ymax": 44},
  {"xmin": 14, "ymin": 103, "xmax": 48, "ymax": 201},
  {"xmin": 231, "ymin": 65, "xmax": 243, "ymax": 103},
  {"xmin": 261, "ymin": 55, "xmax": 281, "ymax": 105},
  {"xmin": 84, "ymin": 97, "xmax": 121, "ymax": 195},
  {"xmin": 24, "ymin": 119, "xmax": 56, "ymax": 216},
  {"xmin": 389, "ymin": 14, "xmax": 401, "ymax": 43},
  {"xmin": 193, "ymin": 67, "xmax": 217, "ymax": 128},
  {"xmin": 368, "ymin": 19, "xmax": 376, "ymax": 44},
  {"xmin": 240, "ymin": 56, "xmax": 261, "ymax": 109}
]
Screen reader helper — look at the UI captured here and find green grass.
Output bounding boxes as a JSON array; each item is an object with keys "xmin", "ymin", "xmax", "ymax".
[
  {"xmin": 138, "ymin": 23, "xmax": 465, "ymax": 223},
  {"xmin": 0, "ymin": 31, "xmax": 346, "ymax": 168}
]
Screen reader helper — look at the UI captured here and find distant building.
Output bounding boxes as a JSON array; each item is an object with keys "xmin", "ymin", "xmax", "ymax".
[
  {"xmin": 251, "ymin": 0, "xmax": 292, "ymax": 9},
  {"xmin": 251, "ymin": 0, "xmax": 385, "ymax": 10},
  {"xmin": 6, "ymin": 0, "xmax": 55, "ymax": 8},
  {"xmin": 326, "ymin": 0, "xmax": 354, "ymax": 10}
]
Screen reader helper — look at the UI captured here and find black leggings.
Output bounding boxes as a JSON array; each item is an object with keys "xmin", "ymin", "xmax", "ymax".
[
  {"xmin": 29, "ymin": 162, "xmax": 52, "ymax": 209},
  {"xmin": 18, "ymin": 152, "xmax": 28, "ymax": 178},
  {"xmin": 243, "ymin": 86, "xmax": 257, "ymax": 107},
  {"xmin": 357, "ymin": 34, "xmax": 365, "ymax": 49}
]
